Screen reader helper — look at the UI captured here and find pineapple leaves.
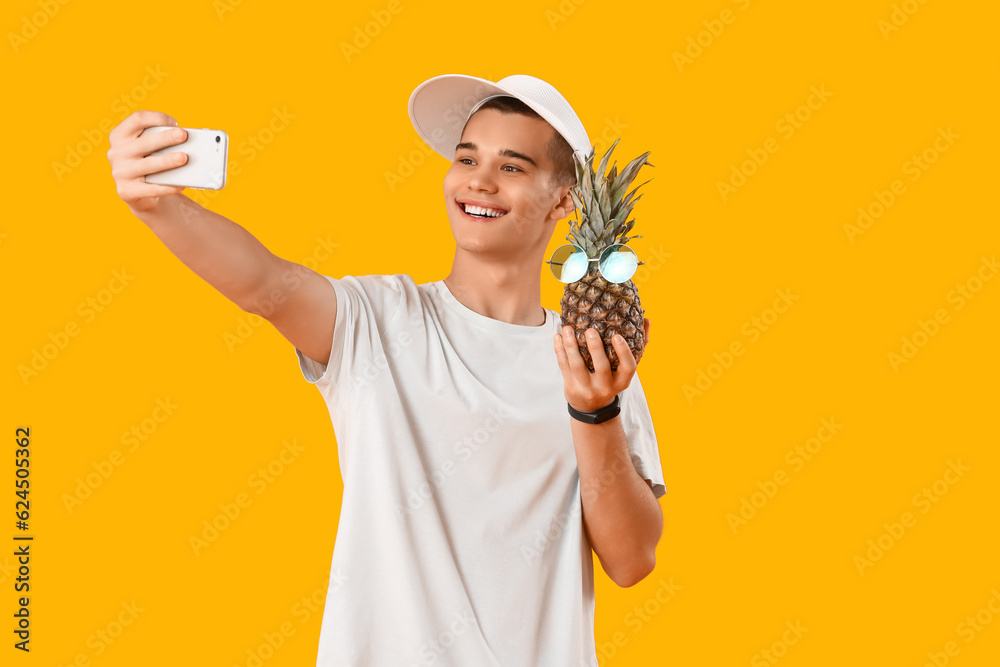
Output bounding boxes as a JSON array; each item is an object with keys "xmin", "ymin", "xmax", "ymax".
[
  {"xmin": 611, "ymin": 155, "xmax": 653, "ymax": 204},
  {"xmin": 619, "ymin": 221, "xmax": 642, "ymax": 244},
  {"xmin": 596, "ymin": 138, "xmax": 619, "ymax": 184},
  {"xmin": 569, "ymin": 188, "xmax": 584, "ymax": 216},
  {"xmin": 583, "ymin": 164, "xmax": 596, "ymax": 206},
  {"xmin": 624, "ymin": 193, "xmax": 644, "ymax": 213},
  {"xmin": 564, "ymin": 139, "xmax": 653, "ymax": 259},
  {"xmin": 596, "ymin": 220, "xmax": 617, "ymax": 248},
  {"xmin": 598, "ymin": 180, "xmax": 612, "ymax": 224},
  {"xmin": 620, "ymin": 179, "xmax": 652, "ymax": 210}
]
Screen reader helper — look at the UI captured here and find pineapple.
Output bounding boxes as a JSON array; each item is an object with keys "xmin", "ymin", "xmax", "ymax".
[{"xmin": 560, "ymin": 139, "xmax": 653, "ymax": 372}]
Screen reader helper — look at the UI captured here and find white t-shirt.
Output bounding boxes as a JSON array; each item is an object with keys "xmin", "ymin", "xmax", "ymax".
[{"xmin": 294, "ymin": 274, "xmax": 666, "ymax": 667}]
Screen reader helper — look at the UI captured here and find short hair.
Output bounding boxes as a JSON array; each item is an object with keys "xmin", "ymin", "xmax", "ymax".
[{"xmin": 470, "ymin": 96, "xmax": 577, "ymax": 189}]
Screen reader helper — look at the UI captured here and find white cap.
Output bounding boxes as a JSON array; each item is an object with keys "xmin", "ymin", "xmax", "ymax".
[{"xmin": 408, "ymin": 74, "xmax": 591, "ymax": 164}]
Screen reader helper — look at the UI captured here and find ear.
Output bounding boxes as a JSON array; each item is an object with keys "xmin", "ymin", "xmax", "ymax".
[{"xmin": 548, "ymin": 184, "xmax": 576, "ymax": 222}]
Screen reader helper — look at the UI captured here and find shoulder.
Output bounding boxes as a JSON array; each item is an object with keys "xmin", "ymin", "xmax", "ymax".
[
  {"xmin": 341, "ymin": 273, "xmax": 416, "ymax": 289},
  {"xmin": 314, "ymin": 274, "xmax": 420, "ymax": 328},
  {"xmin": 327, "ymin": 273, "xmax": 420, "ymax": 301}
]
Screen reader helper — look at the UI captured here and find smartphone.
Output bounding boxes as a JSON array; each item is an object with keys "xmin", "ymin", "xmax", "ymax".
[{"xmin": 140, "ymin": 126, "xmax": 229, "ymax": 190}]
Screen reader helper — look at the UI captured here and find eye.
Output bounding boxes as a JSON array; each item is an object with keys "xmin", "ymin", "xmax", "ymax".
[
  {"xmin": 457, "ymin": 157, "xmax": 475, "ymax": 165},
  {"xmin": 502, "ymin": 165, "xmax": 522, "ymax": 173}
]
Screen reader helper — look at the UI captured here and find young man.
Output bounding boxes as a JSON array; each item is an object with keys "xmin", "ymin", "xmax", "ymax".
[{"xmin": 107, "ymin": 73, "xmax": 666, "ymax": 667}]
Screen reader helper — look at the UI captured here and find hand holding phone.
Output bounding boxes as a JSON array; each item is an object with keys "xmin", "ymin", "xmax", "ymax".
[{"xmin": 138, "ymin": 126, "xmax": 229, "ymax": 190}]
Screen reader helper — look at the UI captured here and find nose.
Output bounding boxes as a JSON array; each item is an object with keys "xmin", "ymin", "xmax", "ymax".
[{"xmin": 466, "ymin": 164, "xmax": 497, "ymax": 193}]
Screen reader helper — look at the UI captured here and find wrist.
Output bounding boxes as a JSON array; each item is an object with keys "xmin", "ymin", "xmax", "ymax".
[
  {"xmin": 567, "ymin": 394, "xmax": 620, "ymax": 425},
  {"xmin": 132, "ymin": 192, "xmax": 188, "ymax": 226}
]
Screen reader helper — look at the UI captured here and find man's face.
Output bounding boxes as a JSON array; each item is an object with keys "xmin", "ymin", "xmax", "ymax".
[{"xmin": 442, "ymin": 108, "xmax": 572, "ymax": 260}]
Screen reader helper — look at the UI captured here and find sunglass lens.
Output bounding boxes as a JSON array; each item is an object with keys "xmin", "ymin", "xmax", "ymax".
[
  {"xmin": 549, "ymin": 244, "xmax": 588, "ymax": 283},
  {"xmin": 598, "ymin": 245, "xmax": 638, "ymax": 283}
]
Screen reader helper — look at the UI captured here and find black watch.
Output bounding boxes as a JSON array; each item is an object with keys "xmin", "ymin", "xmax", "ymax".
[{"xmin": 567, "ymin": 394, "xmax": 621, "ymax": 424}]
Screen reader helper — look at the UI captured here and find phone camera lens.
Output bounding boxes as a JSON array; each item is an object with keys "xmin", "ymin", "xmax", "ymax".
[{"xmin": 215, "ymin": 136, "xmax": 221, "ymax": 143}]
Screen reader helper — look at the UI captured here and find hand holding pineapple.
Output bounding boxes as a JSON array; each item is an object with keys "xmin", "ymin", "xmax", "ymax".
[{"xmin": 554, "ymin": 319, "xmax": 650, "ymax": 414}]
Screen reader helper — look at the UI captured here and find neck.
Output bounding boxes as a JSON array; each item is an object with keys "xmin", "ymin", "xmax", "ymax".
[{"xmin": 443, "ymin": 248, "xmax": 546, "ymax": 326}]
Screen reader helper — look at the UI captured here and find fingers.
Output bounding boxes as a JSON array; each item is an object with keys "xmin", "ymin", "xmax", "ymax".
[
  {"xmin": 133, "ymin": 126, "xmax": 188, "ymax": 158},
  {"xmin": 611, "ymin": 333, "xmax": 637, "ymax": 377},
  {"xmin": 553, "ymin": 330, "xmax": 570, "ymax": 371},
  {"xmin": 107, "ymin": 112, "xmax": 188, "ymax": 211},
  {"xmin": 556, "ymin": 326, "xmax": 638, "ymax": 412},
  {"xmin": 643, "ymin": 317, "xmax": 651, "ymax": 348},
  {"xmin": 109, "ymin": 123, "xmax": 187, "ymax": 173},
  {"xmin": 559, "ymin": 325, "xmax": 588, "ymax": 374},
  {"xmin": 119, "ymin": 149, "xmax": 188, "ymax": 181},
  {"xmin": 111, "ymin": 149, "xmax": 188, "ymax": 204},
  {"xmin": 584, "ymin": 327, "xmax": 611, "ymax": 374},
  {"xmin": 110, "ymin": 110, "xmax": 178, "ymax": 143}
]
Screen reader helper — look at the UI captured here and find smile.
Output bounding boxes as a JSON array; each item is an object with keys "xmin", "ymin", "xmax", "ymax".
[{"xmin": 458, "ymin": 201, "xmax": 508, "ymax": 219}]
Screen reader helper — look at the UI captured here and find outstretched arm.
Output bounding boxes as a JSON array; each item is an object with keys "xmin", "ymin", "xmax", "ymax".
[{"xmin": 107, "ymin": 110, "xmax": 337, "ymax": 365}]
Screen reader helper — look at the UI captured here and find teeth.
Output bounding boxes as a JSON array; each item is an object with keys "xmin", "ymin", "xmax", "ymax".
[{"xmin": 464, "ymin": 204, "xmax": 505, "ymax": 218}]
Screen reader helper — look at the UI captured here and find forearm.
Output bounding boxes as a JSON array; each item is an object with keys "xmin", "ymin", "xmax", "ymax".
[
  {"xmin": 573, "ymin": 415, "xmax": 662, "ymax": 587},
  {"xmin": 134, "ymin": 193, "xmax": 278, "ymax": 310}
]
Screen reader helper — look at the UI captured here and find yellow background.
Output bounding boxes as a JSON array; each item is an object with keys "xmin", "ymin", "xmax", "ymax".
[{"xmin": 4, "ymin": 0, "xmax": 998, "ymax": 665}]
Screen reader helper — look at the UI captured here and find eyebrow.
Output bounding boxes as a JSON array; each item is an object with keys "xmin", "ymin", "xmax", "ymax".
[{"xmin": 455, "ymin": 141, "xmax": 537, "ymax": 167}]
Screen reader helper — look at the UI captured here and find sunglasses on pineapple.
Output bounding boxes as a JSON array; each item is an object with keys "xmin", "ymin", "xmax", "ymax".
[{"xmin": 546, "ymin": 244, "xmax": 644, "ymax": 284}]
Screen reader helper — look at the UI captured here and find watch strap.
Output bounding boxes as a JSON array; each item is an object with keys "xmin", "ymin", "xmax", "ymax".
[{"xmin": 567, "ymin": 394, "xmax": 621, "ymax": 424}]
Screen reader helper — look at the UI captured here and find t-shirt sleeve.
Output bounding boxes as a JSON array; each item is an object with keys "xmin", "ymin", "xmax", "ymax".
[
  {"xmin": 619, "ymin": 370, "xmax": 666, "ymax": 499},
  {"xmin": 294, "ymin": 274, "xmax": 406, "ymax": 387}
]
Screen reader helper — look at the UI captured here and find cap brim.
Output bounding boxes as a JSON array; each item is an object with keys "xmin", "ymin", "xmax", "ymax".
[{"xmin": 408, "ymin": 74, "xmax": 510, "ymax": 162}]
